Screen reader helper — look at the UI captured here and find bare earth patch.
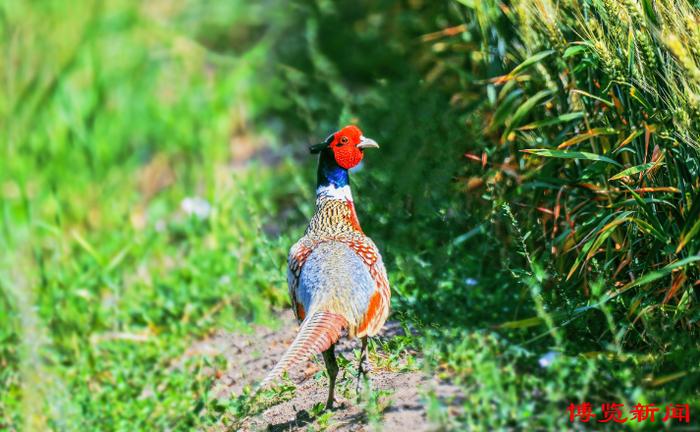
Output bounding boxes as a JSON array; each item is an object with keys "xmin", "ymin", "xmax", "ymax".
[{"xmin": 201, "ymin": 310, "xmax": 462, "ymax": 431}]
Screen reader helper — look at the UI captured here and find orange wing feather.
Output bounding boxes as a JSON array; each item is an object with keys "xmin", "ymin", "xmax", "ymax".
[
  {"xmin": 348, "ymin": 238, "xmax": 391, "ymax": 337},
  {"xmin": 288, "ymin": 241, "xmax": 313, "ymax": 322}
]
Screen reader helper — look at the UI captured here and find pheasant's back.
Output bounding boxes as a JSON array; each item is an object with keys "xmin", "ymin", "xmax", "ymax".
[{"xmin": 297, "ymin": 241, "xmax": 375, "ymax": 328}]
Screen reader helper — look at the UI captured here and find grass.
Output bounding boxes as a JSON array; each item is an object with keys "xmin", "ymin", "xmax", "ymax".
[
  {"xmin": 1, "ymin": 1, "xmax": 298, "ymax": 429},
  {"xmin": 2, "ymin": 0, "xmax": 699, "ymax": 430}
]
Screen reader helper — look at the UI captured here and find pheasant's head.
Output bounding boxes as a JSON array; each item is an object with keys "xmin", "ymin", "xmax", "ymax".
[{"xmin": 310, "ymin": 125, "xmax": 379, "ymax": 170}]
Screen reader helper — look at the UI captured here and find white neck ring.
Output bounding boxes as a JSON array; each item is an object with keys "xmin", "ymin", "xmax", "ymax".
[{"xmin": 316, "ymin": 184, "xmax": 353, "ymax": 201}]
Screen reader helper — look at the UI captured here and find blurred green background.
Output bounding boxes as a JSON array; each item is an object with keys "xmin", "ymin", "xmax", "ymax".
[{"xmin": 1, "ymin": 0, "xmax": 699, "ymax": 430}]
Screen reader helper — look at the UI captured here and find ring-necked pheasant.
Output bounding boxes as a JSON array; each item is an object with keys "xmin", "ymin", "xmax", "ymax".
[{"xmin": 260, "ymin": 125, "xmax": 390, "ymax": 409}]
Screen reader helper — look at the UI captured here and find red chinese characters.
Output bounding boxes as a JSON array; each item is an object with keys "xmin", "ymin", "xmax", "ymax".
[
  {"xmin": 663, "ymin": 404, "xmax": 691, "ymax": 423},
  {"xmin": 568, "ymin": 403, "xmax": 596, "ymax": 422},
  {"xmin": 568, "ymin": 403, "xmax": 690, "ymax": 424},
  {"xmin": 630, "ymin": 403, "xmax": 660, "ymax": 422},
  {"xmin": 599, "ymin": 403, "xmax": 626, "ymax": 423}
]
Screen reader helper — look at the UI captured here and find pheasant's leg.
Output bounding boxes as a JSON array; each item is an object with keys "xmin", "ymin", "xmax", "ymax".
[
  {"xmin": 356, "ymin": 336, "xmax": 370, "ymax": 393},
  {"xmin": 322, "ymin": 344, "xmax": 339, "ymax": 410}
]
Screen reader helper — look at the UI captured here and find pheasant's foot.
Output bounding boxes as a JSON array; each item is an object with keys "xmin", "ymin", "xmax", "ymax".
[
  {"xmin": 355, "ymin": 360, "xmax": 373, "ymax": 394},
  {"xmin": 358, "ymin": 357, "xmax": 372, "ymax": 376},
  {"xmin": 356, "ymin": 336, "xmax": 371, "ymax": 395},
  {"xmin": 322, "ymin": 345, "xmax": 339, "ymax": 411}
]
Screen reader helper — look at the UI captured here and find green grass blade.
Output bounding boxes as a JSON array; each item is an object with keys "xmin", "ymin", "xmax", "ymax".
[
  {"xmin": 609, "ymin": 162, "xmax": 659, "ymax": 181},
  {"xmin": 491, "ymin": 89, "xmax": 524, "ymax": 129},
  {"xmin": 567, "ymin": 211, "xmax": 634, "ymax": 279},
  {"xmin": 563, "ymin": 44, "xmax": 589, "ymax": 59},
  {"xmin": 623, "ymin": 186, "xmax": 667, "ymax": 240},
  {"xmin": 518, "ymin": 112, "xmax": 584, "ymax": 131},
  {"xmin": 616, "ymin": 256, "xmax": 700, "ymax": 294},
  {"xmin": 504, "ymin": 90, "xmax": 552, "ymax": 137},
  {"xmin": 522, "ymin": 148, "xmax": 622, "ymax": 167},
  {"xmin": 570, "ymin": 89, "xmax": 613, "ymax": 107},
  {"xmin": 613, "ymin": 129, "xmax": 644, "ymax": 151},
  {"xmin": 585, "ymin": 216, "xmax": 633, "ymax": 260},
  {"xmin": 677, "ymin": 217, "xmax": 700, "ymax": 253},
  {"xmin": 558, "ymin": 127, "xmax": 618, "ymax": 149},
  {"xmin": 509, "ymin": 50, "xmax": 555, "ymax": 76}
]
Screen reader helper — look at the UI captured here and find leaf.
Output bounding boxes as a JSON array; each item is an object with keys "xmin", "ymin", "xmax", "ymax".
[
  {"xmin": 490, "ymin": 89, "xmax": 523, "ymax": 129},
  {"xmin": 609, "ymin": 162, "xmax": 659, "ymax": 181},
  {"xmin": 452, "ymin": 224, "xmax": 485, "ymax": 245},
  {"xmin": 580, "ymin": 351, "xmax": 658, "ymax": 363},
  {"xmin": 567, "ymin": 212, "xmax": 633, "ymax": 279},
  {"xmin": 504, "ymin": 90, "xmax": 552, "ymax": 136},
  {"xmin": 680, "ymin": 194, "xmax": 700, "ymax": 240},
  {"xmin": 630, "ymin": 218, "xmax": 667, "ymax": 243},
  {"xmin": 497, "ymin": 312, "xmax": 566, "ymax": 329},
  {"xmin": 633, "ymin": 187, "xmax": 680, "ymax": 193},
  {"xmin": 641, "ymin": 0, "xmax": 659, "ymax": 26},
  {"xmin": 518, "ymin": 112, "xmax": 584, "ymax": 131},
  {"xmin": 585, "ymin": 216, "xmax": 632, "ymax": 260},
  {"xmin": 497, "ymin": 316, "xmax": 548, "ymax": 329},
  {"xmin": 616, "ymin": 256, "xmax": 700, "ymax": 295},
  {"xmin": 650, "ymin": 371, "xmax": 688, "ymax": 387},
  {"xmin": 558, "ymin": 128, "xmax": 618, "ymax": 149},
  {"xmin": 663, "ymin": 271, "xmax": 687, "ymax": 304},
  {"xmin": 613, "ymin": 129, "xmax": 643, "ymax": 151},
  {"xmin": 626, "ymin": 26, "xmax": 635, "ymax": 76},
  {"xmin": 677, "ymin": 217, "xmax": 700, "ymax": 253},
  {"xmin": 522, "ymin": 149, "xmax": 623, "ymax": 167},
  {"xmin": 454, "ymin": 0, "xmax": 475, "ymax": 8},
  {"xmin": 571, "ymin": 89, "xmax": 613, "ymax": 107},
  {"xmin": 563, "ymin": 45, "xmax": 588, "ymax": 58},
  {"xmin": 628, "ymin": 86, "xmax": 651, "ymax": 110},
  {"xmin": 72, "ymin": 230, "xmax": 104, "ymax": 266},
  {"xmin": 623, "ymin": 186, "xmax": 667, "ymax": 240},
  {"xmin": 511, "ymin": 50, "xmax": 555, "ymax": 75}
]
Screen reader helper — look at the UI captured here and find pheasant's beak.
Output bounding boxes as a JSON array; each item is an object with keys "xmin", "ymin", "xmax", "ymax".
[{"xmin": 357, "ymin": 136, "xmax": 379, "ymax": 150}]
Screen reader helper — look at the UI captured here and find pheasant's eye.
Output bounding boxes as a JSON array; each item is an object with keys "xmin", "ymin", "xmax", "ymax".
[{"xmin": 338, "ymin": 136, "xmax": 349, "ymax": 146}]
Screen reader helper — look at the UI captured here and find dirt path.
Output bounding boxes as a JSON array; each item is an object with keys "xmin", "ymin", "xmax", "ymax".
[{"xmin": 203, "ymin": 310, "xmax": 462, "ymax": 431}]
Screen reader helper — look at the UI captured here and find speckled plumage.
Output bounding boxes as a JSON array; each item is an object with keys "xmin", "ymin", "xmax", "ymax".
[
  {"xmin": 261, "ymin": 126, "xmax": 387, "ymax": 407},
  {"xmin": 288, "ymin": 190, "xmax": 391, "ymax": 336}
]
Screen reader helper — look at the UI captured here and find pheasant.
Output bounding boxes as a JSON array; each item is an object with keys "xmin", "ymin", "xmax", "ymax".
[{"xmin": 260, "ymin": 125, "xmax": 391, "ymax": 409}]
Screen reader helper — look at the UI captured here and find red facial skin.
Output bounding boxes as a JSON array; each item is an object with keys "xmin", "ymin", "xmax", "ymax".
[{"xmin": 330, "ymin": 125, "xmax": 365, "ymax": 169}]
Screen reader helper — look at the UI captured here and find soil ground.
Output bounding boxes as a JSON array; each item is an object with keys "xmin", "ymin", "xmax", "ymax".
[{"xmin": 200, "ymin": 310, "xmax": 463, "ymax": 431}]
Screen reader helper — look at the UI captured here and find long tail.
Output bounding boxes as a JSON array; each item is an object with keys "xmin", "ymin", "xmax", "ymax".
[{"xmin": 259, "ymin": 311, "xmax": 347, "ymax": 388}]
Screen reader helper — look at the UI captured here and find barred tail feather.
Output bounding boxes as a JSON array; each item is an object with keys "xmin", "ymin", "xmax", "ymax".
[{"xmin": 259, "ymin": 311, "xmax": 347, "ymax": 388}]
